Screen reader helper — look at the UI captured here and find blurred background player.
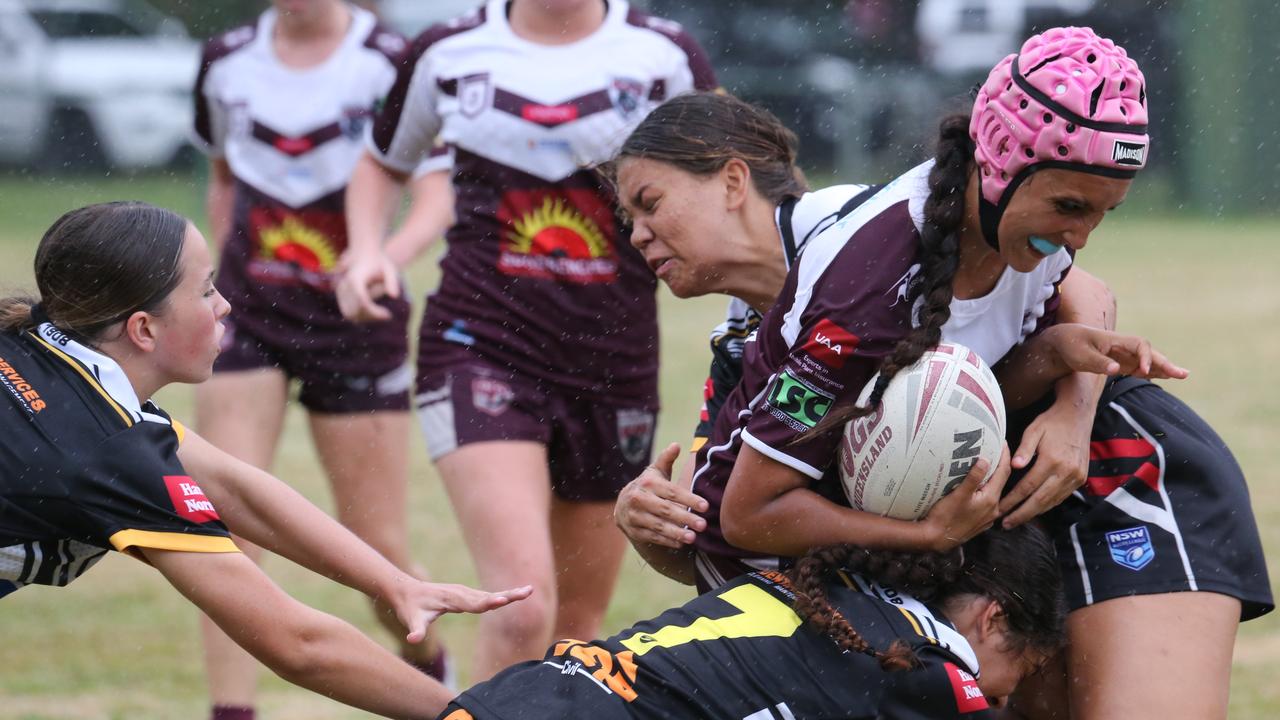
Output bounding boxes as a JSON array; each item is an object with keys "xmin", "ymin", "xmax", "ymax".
[
  {"xmin": 0, "ymin": 201, "xmax": 530, "ymax": 720},
  {"xmin": 336, "ymin": 0, "xmax": 717, "ymax": 681},
  {"xmin": 438, "ymin": 524, "xmax": 1065, "ymax": 719},
  {"xmin": 191, "ymin": 1, "xmax": 454, "ymax": 717}
]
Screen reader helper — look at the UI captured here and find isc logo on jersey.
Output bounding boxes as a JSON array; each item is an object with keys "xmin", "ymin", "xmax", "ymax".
[{"xmin": 765, "ymin": 369, "xmax": 834, "ymax": 432}]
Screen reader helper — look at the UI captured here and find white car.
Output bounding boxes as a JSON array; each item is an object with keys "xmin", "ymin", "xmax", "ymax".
[{"xmin": 0, "ymin": 0, "xmax": 198, "ymax": 171}]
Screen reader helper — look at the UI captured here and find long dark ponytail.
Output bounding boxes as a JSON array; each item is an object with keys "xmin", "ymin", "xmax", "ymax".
[{"xmin": 788, "ymin": 523, "xmax": 1066, "ymax": 671}]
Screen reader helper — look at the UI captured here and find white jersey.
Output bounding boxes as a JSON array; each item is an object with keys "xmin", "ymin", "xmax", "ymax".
[
  {"xmin": 693, "ymin": 184, "xmax": 874, "ymax": 446},
  {"xmin": 195, "ymin": 5, "xmax": 411, "ymax": 210},
  {"xmin": 192, "ymin": 4, "xmax": 417, "ymax": 322},
  {"xmin": 364, "ymin": 0, "xmax": 716, "ymax": 404},
  {"xmin": 367, "ymin": 0, "xmax": 716, "ymax": 179}
]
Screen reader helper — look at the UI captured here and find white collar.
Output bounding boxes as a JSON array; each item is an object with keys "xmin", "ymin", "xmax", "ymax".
[
  {"xmin": 849, "ymin": 572, "xmax": 981, "ymax": 676},
  {"xmin": 35, "ymin": 322, "xmax": 169, "ymax": 426}
]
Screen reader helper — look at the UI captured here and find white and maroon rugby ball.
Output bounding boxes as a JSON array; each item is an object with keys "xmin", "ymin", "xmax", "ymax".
[{"xmin": 838, "ymin": 342, "xmax": 1005, "ymax": 520}]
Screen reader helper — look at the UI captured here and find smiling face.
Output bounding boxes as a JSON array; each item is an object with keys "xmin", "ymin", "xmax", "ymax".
[
  {"xmin": 616, "ymin": 157, "xmax": 739, "ymax": 298},
  {"xmin": 994, "ymin": 168, "xmax": 1132, "ymax": 272},
  {"xmin": 146, "ymin": 224, "xmax": 230, "ymax": 385}
]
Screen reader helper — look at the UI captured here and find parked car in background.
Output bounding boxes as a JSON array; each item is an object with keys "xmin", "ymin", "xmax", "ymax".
[{"xmin": 0, "ymin": 0, "xmax": 198, "ymax": 171}]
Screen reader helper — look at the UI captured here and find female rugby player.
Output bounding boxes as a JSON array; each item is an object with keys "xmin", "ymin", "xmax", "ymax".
[
  {"xmin": 436, "ymin": 524, "xmax": 1065, "ymax": 719},
  {"xmin": 0, "ymin": 202, "xmax": 530, "ymax": 719},
  {"xmin": 336, "ymin": 0, "xmax": 717, "ymax": 680},
  {"xmin": 192, "ymin": 1, "xmax": 456, "ymax": 714},
  {"xmin": 612, "ymin": 32, "xmax": 1269, "ymax": 720}
]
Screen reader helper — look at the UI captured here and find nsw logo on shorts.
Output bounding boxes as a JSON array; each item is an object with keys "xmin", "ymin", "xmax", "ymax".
[{"xmin": 1106, "ymin": 525, "xmax": 1155, "ymax": 571}]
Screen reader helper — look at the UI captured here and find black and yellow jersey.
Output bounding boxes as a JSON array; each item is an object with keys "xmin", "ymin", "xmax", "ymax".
[
  {"xmin": 451, "ymin": 571, "xmax": 994, "ymax": 719},
  {"xmin": 0, "ymin": 321, "xmax": 237, "ymax": 599}
]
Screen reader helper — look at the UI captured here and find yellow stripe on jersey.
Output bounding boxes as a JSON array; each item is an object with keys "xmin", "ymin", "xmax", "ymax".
[
  {"xmin": 171, "ymin": 418, "xmax": 186, "ymax": 445},
  {"xmin": 109, "ymin": 529, "xmax": 239, "ymax": 555},
  {"xmin": 31, "ymin": 333, "xmax": 133, "ymax": 426},
  {"xmin": 896, "ymin": 606, "xmax": 928, "ymax": 638},
  {"xmin": 836, "ymin": 569, "xmax": 858, "ymax": 589},
  {"xmin": 619, "ymin": 583, "xmax": 802, "ymax": 656},
  {"xmin": 690, "ymin": 436, "xmax": 708, "ymax": 453}
]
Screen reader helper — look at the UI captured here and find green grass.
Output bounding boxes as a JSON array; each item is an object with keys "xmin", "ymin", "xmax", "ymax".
[{"xmin": 0, "ymin": 172, "xmax": 1276, "ymax": 718}]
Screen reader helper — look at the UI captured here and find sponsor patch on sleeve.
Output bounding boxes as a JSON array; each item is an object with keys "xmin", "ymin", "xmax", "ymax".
[
  {"xmin": 765, "ymin": 369, "xmax": 834, "ymax": 431},
  {"xmin": 800, "ymin": 318, "xmax": 859, "ymax": 369},
  {"xmin": 163, "ymin": 476, "xmax": 221, "ymax": 523},
  {"xmin": 944, "ymin": 662, "xmax": 989, "ymax": 713}
]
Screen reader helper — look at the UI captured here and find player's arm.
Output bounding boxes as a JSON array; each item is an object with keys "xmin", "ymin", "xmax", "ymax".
[
  {"xmin": 339, "ymin": 151, "xmax": 412, "ymax": 321},
  {"xmin": 145, "ymin": 547, "xmax": 450, "ymax": 719},
  {"xmin": 997, "ymin": 267, "xmax": 1178, "ymax": 527},
  {"xmin": 720, "ymin": 443, "xmax": 1009, "ymax": 555},
  {"xmin": 383, "ymin": 164, "xmax": 455, "ymax": 267},
  {"xmin": 997, "ymin": 323, "xmax": 1187, "ymax": 409},
  {"xmin": 204, "ymin": 157, "xmax": 235, "ymax": 251},
  {"xmin": 177, "ymin": 430, "xmax": 530, "ymax": 638}
]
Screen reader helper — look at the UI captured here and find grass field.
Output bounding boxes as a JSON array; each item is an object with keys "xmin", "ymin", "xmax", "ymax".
[{"xmin": 0, "ymin": 170, "xmax": 1276, "ymax": 718}]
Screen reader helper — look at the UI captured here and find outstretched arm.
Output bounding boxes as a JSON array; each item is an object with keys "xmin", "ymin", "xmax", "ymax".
[
  {"xmin": 147, "ymin": 548, "xmax": 450, "ymax": 719},
  {"xmin": 178, "ymin": 430, "xmax": 530, "ymax": 642}
]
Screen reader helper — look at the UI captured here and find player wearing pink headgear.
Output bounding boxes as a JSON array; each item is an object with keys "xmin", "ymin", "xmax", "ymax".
[{"xmin": 605, "ymin": 26, "xmax": 1265, "ymax": 714}]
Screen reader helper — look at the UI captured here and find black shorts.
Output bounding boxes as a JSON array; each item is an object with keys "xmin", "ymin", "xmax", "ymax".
[{"xmin": 1035, "ymin": 378, "xmax": 1273, "ymax": 620}]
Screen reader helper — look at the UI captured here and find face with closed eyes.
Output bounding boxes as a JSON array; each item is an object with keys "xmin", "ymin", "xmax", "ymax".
[
  {"xmin": 994, "ymin": 169, "xmax": 1132, "ymax": 272},
  {"xmin": 616, "ymin": 156, "xmax": 744, "ymax": 298}
]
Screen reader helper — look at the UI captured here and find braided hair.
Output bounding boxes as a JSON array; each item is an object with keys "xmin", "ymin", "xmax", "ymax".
[
  {"xmin": 787, "ymin": 523, "xmax": 1066, "ymax": 671},
  {"xmin": 811, "ymin": 113, "xmax": 974, "ymax": 435}
]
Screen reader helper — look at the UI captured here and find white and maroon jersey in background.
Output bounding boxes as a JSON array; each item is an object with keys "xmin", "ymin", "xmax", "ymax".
[
  {"xmin": 368, "ymin": 0, "xmax": 717, "ymax": 406},
  {"xmin": 693, "ymin": 184, "xmax": 873, "ymax": 450},
  {"xmin": 691, "ymin": 160, "xmax": 1073, "ymax": 568},
  {"xmin": 193, "ymin": 5, "xmax": 424, "ymax": 336}
]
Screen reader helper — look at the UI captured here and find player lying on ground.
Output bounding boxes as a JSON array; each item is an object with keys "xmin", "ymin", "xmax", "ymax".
[
  {"xmin": 0, "ymin": 202, "xmax": 531, "ymax": 720},
  {"xmin": 436, "ymin": 523, "xmax": 1064, "ymax": 719}
]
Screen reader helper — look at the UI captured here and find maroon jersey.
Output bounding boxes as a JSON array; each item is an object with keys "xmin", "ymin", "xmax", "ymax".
[
  {"xmin": 368, "ymin": 0, "xmax": 717, "ymax": 404},
  {"xmin": 691, "ymin": 161, "xmax": 1073, "ymax": 573}
]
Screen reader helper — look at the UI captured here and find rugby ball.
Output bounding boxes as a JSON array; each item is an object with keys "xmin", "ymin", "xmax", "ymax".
[{"xmin": 838, "ymin": 342, "xmax": 1005, "ymax": 520}]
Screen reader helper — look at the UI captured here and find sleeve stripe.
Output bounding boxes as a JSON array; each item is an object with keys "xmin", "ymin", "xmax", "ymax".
[
  {"xmin": 171, "ymin": 419, "xmax": 186, "ymax": 445},
  {"xmin": 690, "ymin": 437, "xmax": 708, "ymax": 453},
  {"xmin": 740, "ymin": 429, "xmax": 825, "ymax": 480},
  {"xmin": 109, "ymin": 529, "xmax": 239, "ymax": 555}
]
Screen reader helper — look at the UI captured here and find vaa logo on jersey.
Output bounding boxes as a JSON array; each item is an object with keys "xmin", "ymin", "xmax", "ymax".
[
  {"xmin": 801, "ymin": 318, "xmax": 859, "ymax": 369},
  {"xmin": 944, "ymin": 662, "xmax": 989, "ymax": 713},
  {"xmin": 1106, "ymin": 525, "xmax": 1156, "ymax": 571},
  {"xmin": 471, "ymin": 377, "xmax": 514, "ymax": 417},
  {"xmin": 497, "ymin": 190, "xmax": 618, "ymax": 284},
  {"xmin": 163, "ymin": 476, "xmax": 221, "ymax": 524},
  {"xmin": 617, "ymin": 409, "xmax": 656, "ymax": 465}
]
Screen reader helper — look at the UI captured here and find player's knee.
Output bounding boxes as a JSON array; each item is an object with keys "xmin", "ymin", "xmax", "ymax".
[{"xmin": 485, "ymin": 585, "xmax": 556, "ymax": 648}]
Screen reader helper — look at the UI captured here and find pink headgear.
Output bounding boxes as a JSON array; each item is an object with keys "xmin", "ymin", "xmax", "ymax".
[{"xmin": 970, "ymin": 27, "xmax": 1149, "ymax": 248}]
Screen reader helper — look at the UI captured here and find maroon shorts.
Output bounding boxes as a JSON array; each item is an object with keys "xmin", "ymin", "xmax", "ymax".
[
  {"xmin": 416, "ymin": 359, "xmax": 657, "ymax": 502},
  {"xmin": 214, "ymin": 312, "xmax": 411, "ymax": 414}
]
